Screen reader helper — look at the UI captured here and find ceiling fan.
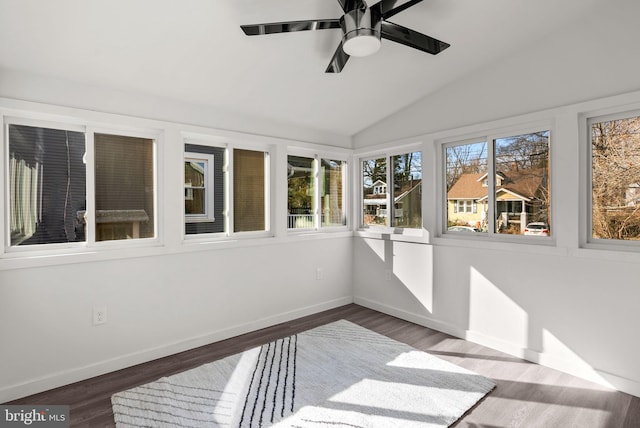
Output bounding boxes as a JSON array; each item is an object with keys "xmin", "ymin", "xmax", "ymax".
[{"xmin": 241, "ymin": 0, "xmax": 450, "ymax": 73}]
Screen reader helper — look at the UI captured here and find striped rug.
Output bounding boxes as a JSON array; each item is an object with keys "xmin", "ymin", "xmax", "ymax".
[{"xmin": 112, "ymin": 320, "xmax": 495, "ymax": 427}]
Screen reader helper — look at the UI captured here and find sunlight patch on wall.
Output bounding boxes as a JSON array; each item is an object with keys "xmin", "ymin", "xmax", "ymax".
[
  {"xmin": 540, "ymin": 329, "xmax": 613, "ymax": 388},
  {"xmin": 469, "ymin": 267, "xmax": 528, "ymax": 350}
]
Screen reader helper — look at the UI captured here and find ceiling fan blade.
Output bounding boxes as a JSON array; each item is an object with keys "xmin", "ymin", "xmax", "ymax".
[
  {"xmin": 373, "ymin": 0, "xmax": 424, "ymax": 20},
  {"xmin": 381, "ymin": 21, "xmax": 450, "ymax": 55},
  {"xmin": 336, "ymin": 0, "xmax": 367, "ymax": 13},
  {"xmin": 325, "ymin": 42, "xmax": 350, "ymax": 73},
  {"xmin": 241, "ymin": 19, "xmax": 341, "ymax": 36}
]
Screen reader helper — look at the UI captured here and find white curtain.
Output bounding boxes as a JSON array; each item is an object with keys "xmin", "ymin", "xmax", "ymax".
[{"xmin": 9, "ymin": 155, "xmax": 42, "ymax": 244}]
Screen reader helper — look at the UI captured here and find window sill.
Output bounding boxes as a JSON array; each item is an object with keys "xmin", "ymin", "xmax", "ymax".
[
  {"xmin": 287, "ymin": 229, "xmax": 353, "ymax": 240},
  {"xmin": 0, "ymin": 230, "xmax": 356, "ymax": 271},
  {"xmin": 0, "ymin": 242, "xmax": 166, "ymax": 271},
  {"xmin": 573, "ymin": 245, "xmax": 640, "ymax": 264},
  {"xmin": 432, "ymin": 234, "xmax": 567, "ymax": 256},
  {"xmin": 354, "ymin": 229, "xmax": 428, "ymax": 244}
]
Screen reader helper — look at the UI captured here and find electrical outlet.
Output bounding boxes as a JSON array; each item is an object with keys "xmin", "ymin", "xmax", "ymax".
[
  {"xmin": 385, "ymin": 270, "xmax": 392, "ymax": 281},
  {"xmin": 93, "ymin": 306, "xmax": 107, "ymax": 325},
  {"xmin": 316, "ymin": 268, "xmax": 323, "ymax": 281}
]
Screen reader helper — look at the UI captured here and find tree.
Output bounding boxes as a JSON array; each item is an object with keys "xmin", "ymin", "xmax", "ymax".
[
  {"xmin": 592, "ymin": 117, "xmax": 640, "ymax": 239},
  {"xmin": 445, "ymin": 142, "xmax": 487, "ymax": 190},
  {"xmin": 362, "ymin": 157, "xmax": 387, "ymax": 190},
  {"xmin": 495, "ymin": 131, "xmax": 549, "ymax": 172}
]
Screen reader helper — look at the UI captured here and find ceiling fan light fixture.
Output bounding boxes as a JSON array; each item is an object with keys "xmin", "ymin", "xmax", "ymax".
[
  {"xmin": 343, "ymin": 32, "xmax": 381, "ymax": 57},
  {"xmin": 241, "ymin": 0, "xmax": 451, "ymax": 73}
]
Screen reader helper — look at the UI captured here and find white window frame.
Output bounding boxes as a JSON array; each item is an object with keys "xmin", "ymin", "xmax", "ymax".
[
  {"xmin": 287, "ymin": 150, "xmax": 349, "ymax": 233},
  {"xmin": 3, "ymin": 116, "xmax": 160, "ymax": 254},
  {"xmin": 182, "ymin": 136, "xmax": 273, "ymax": 240},
  {"xmin": 584, "ymin": 108, "xmax": 640, "ymax": 251},
  {"xmin": 440, "ymin": 124, "xmax": 552, "ymax": 242},
  {"xmin": 319, "ymin": 156, "xmax": 348, "ymax": 230},
  {"xmin": 358, "ymin": 145, "xmax": 424, "ymax": 235},
  {"xmin": 184, "ymin": 152, "xmax": 215, "ymax": 223},
  {"xmin": 228, "ymin": 142, "xmax": 272, "ymax": 237}
]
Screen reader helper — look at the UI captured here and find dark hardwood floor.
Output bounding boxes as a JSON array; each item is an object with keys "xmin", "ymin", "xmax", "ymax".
[{"xmin": 7, "ymin": 304, "xmax": 640, "ymax": 427}]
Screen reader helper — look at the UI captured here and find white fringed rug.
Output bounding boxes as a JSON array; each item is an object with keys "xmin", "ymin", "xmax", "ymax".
[{"xmin": 112, "ymin": 320, "xmax": 495, "ymax": 427}]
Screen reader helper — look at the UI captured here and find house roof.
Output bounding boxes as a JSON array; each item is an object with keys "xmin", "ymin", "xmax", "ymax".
[
  {"xmin": 447, "ymin": 173, "xmax": 486, "ymax": 199},
  {"xmin": 364, "ymin": 179, "xmax": 421, "ymax": 203},
  {"xmin": 448, "ymin": 169, "xmax": 546, "ymax": 201}
]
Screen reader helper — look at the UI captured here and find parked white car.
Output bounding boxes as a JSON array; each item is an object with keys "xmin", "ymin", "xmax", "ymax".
[
  {"xmin": 448, "ymin": 226, "xmax": 482, "ymax": 233},
  {"xmin": 523, "ymin": 222, "xmax": 550, "ymax": 236}
]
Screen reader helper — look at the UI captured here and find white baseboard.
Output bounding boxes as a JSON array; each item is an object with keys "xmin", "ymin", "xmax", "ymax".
[
  {"xmin": 354, "ymin": 295, "xmax": 640, "ymax": 398},
  {"xmin": 352, "ymin": 296, "xmax": 466, "ymax": 338},
  {"xmin": 0, "ymin": 296, "xmax": 353, "ymax": 403}
]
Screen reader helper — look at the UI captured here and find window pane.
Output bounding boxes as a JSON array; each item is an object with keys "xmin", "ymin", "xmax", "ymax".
[
  {"xmin": 446, "ymin": 142, "xmax": 488, "ymax": 232},
  {"xmin": 185, "ymin": 160, "xmax": 206, "ymax": 215},
  {"xmin": 392, "ymin": 152, "xmax": 422, "ymax": 228},
  {"xmin": 234, "ymin": 149, "xmax": 267, "ymax": 232},
  {"xmin": 185, "ymin": 187, "xmax": 206, "ymax": 215},
  {"xmin": 287, "ymin": 155, "xmax": 314, "ymax": 229},
  {"xmin": 494, "ymin": 131, "xmax": 550, "ymax": 236},
  {"xmin": 362, "ymin": 157, "xmax": 388, "ymax": 227},
  {"xmin": 592, "ymin": 116, "xmax": 640, "ymax": 240},
  {"xmin": 95, "ymin": 133, "xmax": 154, "ymax": 241},
  {"xmin": 8, "ymin": 124, "xmax": 86, "ymax": 246},
  {"xmin": 321, "ymin": 159, "xmax": 345, "ymax": 227},
  {"xmin": 184, "ymin": 144, "xmax": 224, "ymax": 235}
]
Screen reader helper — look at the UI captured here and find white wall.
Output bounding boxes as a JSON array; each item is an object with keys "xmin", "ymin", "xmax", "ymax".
[
  {"xmin": 0, "ymin": 69, "xmax": 352, "ymax": 149},
  {"xmin": 4, "ymin": 0, "xmax": 640, "ymax": 403},
  {"xmin": 0, "ymin": 237, "xmax": 353, "ymax": 402},
  {"xmin": 0, "ymin": 89, "xmax": 353, "ymax": 402},
  {"xmin": 353, "ymin": 1, "xmax": 640, "ymax": 148},
  {"xmin": 352, "ymin": 1, "xmax": 640, "ymax": 397}
]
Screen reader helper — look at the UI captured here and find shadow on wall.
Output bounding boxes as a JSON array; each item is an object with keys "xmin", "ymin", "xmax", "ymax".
[{"xmin": 354, "ymin": 235, "xmax": 434, "ymax": 315}]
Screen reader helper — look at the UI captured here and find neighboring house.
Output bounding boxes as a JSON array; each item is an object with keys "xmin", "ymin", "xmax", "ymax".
[
  {"xmin": 626, "ymin": 183, "xmax": 640, "ymax": 207},
  {"xmin": 363, "ymin": 179, "xmax": 421, "ymax": 226},
  {"xmin": 447, "ymin": 168, "xmax": 548, "ymax": 231}
]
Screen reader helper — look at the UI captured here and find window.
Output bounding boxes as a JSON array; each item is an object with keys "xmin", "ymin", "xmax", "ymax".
[
  {"xmin": 362, "ymin": 157, "xmax": 388, "ymax": 227},
  {"xmin": 234, "ymin": 149, "xmax": 268, "ymax": 232},
  {"xmin": 183, "ymin": 144, "xmax": 224, "ymax": 235},
  {"xmin": 590, "ymin": 113, "xmax": 640, "ymax": 242},
  {"xmin": 444, "ymin": 130, "xmax": 550, "ymax": 237},
  {"xmin": 287, "ymin": 155, "xmax": 314, "ymax": 229},
  {"xmin": 287, "ymin": 154, "xmax": 346, "ymax": 230},
  {"xmin": 320, "ymin": 158, "xmax": 346, "ymax": 228},
  {"xmin": 453, "ymin": 200, "xmax": 476, "ymax": 213},
  {"xmin": 95, "ymin": 133, "xmax": 155, "ymax": 241},
  {"xmin": 6, "ymin": 122, "xmax": 157, "ymax": 249},
  {"xmin": 445, "ymin": 141, "xmax": 488, "ymax": 232},
  {"xmin": 183, "ymin": 142, "xmax": 269, "ymax": 237},
  {"xmin": 362, "ymin": 151, "xmax": 422, "ymax": 229},
  {"xmin": 184, "ymin": 153, "xmax": 214, "ymax": 221},
  {"xmin": 8, "ymin": 124, "xmax": 86, "ymax": 246}
]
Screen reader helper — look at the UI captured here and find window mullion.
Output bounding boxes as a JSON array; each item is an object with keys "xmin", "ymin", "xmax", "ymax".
[
  {"xmin": 85, "ymin": 129, "xmax": 96, "ymax": 246},
  {"xmin": 487, "ymin": 137, "xmax": 496, "ymax": 235},
  {"xmin": 225, "ymin": 146, "xmax": 232, "ymax": 236},
  {"xmin": 314, "ymin": 155, "xmax": 320, "ymax": 230},
  {"xmin": 264, "ymin": 150, "xmax": 271, "ymax": 233},
  {"xmin": 387, "ymin": 155, "xmax": 393, "ymax": 227},
  {"xmin": 342, "ymin": 159, "xmax": 348, "ymax": 228}
]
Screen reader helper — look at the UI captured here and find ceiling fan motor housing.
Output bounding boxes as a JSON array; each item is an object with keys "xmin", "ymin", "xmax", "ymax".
[{"xmin": 341, "ymin": 6, "xmax": 382, "ymax": 57}]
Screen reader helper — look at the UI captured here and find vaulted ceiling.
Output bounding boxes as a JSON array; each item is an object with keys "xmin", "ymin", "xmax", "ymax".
[{"xmin": 0, "ymin": 0, "xmax": 607, "ymax": 137}]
